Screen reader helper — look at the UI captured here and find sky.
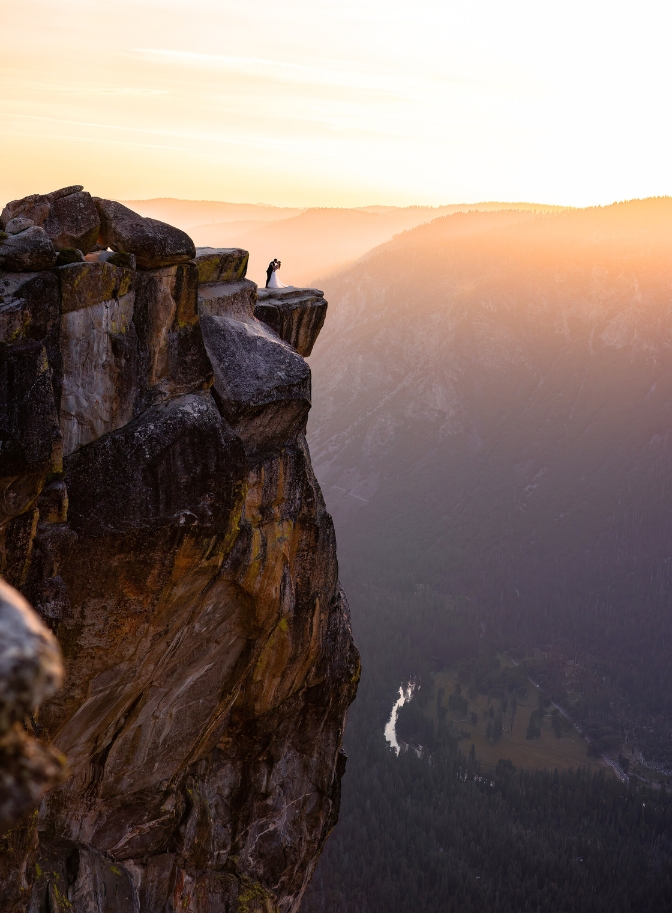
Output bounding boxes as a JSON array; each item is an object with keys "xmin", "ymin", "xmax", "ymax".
[{"xmin": 1, "ymin": 0, "xmax": 672, "ymax": 208}]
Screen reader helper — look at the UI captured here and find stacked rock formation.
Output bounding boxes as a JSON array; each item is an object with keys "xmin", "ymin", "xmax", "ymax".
[{"xmin": 0, "ymin": 189, "xmax": 359, "ymax": 912}]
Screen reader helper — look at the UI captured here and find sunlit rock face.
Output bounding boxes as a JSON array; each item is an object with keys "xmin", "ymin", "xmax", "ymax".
[{"xmin": 0, "ymin": 196, "xmax": 359, "ymax": 913}]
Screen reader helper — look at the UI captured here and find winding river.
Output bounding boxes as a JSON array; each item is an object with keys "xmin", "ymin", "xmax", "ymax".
[{"xmin": 384, "ymin": 682, "xmax": 416, "ymax": 753}]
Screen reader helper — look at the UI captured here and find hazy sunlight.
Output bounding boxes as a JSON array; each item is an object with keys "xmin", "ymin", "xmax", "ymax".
[{"xmin": 2, "ymin": 0, "xmax": 671, "ymax": 206}]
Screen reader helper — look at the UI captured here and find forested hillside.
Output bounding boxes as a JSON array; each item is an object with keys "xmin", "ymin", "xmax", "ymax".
[
  {"xmin": 308, "ymin": 199, "xmax": 672, "ymax": 767},
  {"xmin": 302, "ymin": 200, "xmax": 672, "ymax": 911}
]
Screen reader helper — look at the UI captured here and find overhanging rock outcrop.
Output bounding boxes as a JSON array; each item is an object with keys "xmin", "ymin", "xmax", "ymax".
[
  {"xmin": 255, "ymin": 287, "xmax": 327, "ymax": 358},
  {"xmin": 0, "ymin": 191, "xmax": 359, "ymax": 913}
]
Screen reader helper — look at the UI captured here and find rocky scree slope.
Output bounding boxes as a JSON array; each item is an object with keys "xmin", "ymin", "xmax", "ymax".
[{"xmin": 0, "ymin": 187, "xmax": 359, "ymax": 912}]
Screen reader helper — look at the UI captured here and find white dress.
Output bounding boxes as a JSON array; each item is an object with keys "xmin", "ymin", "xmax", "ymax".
[{"xmin": 268, "ymin": 268, "xmax": 288, "ymax": 289}]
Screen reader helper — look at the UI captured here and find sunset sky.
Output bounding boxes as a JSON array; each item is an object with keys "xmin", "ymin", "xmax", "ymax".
[{"xmin": 2, "ymin": 0, "xmax": 671, "ymax": 208}]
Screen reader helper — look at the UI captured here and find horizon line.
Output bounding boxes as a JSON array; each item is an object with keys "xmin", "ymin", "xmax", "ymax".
[{"xmin": 120, "ymin": 195, "xmax": 672, "ymax": 211}]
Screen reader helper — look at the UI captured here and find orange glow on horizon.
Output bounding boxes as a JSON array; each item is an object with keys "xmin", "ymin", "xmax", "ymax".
[{"xmin": 2, "ymin": 0, "xmax": 672, "ymax": 209}]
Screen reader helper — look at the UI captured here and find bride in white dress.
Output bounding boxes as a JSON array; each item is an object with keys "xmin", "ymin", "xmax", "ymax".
[{"xmin": 268, "ymin": 259, "xmax": 290, "ymax": 289}]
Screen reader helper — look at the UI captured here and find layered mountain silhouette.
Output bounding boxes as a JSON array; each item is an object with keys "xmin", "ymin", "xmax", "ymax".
[
  {"xmin": 307, "ymin": 200, "xmax": 672, "ymax": 763},
  {"xmin": 127, "ymin": 199, "xmax": 561, "ymax": 287}
]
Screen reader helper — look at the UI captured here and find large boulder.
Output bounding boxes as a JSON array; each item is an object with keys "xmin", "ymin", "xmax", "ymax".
[
  {"xmin": 1, "ymin": 193, "xmax": 52, "ymax": 228},
  {"xmin": 94, "ymin": 198, "xmax": 196, "ymax": 269},
  {"xmin": 0, "ymin": 580, "xmax": 63, "ymax": 738},
  {"xmin": 0, "ymin": 579, "xmax": 66, "ymax": 832},
  {"xmin": 1, "ymin": 186, "xmax": 100, "ymax": 254},
  {"xmin": 44, "ymin": 190, "xmax": 100, "ymax": 252},
  {"xmin": 0, "ymin": 226, "xmax": 56, "ymax": 271},
  {"xmin": 4, "ymin": 216, "xmax": 35, "ymax": 234}
]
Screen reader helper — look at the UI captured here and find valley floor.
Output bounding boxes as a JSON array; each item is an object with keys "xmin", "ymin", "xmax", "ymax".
[{"xmin": 428, "ymin": 656, "xmax": 610, "ymax": 775}]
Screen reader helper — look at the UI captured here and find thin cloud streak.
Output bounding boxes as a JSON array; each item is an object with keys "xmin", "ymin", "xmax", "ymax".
[
  {"xmin": 129, "ymin": 48, "xmax": 439, "ymax": 98},
  {"xmin": 2, "ymin": 0, "xmax": 672, "ymax": 207},
  {"xmin": 128, "ymin": 47, "xmax": 528, "ymax": 98},
  {"xmin": 0, "ymin": 112, "xmax": 389, "ymax": 163}
]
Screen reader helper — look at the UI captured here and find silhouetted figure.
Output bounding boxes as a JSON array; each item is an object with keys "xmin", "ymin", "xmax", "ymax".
[
  {"xmin": 267, "ymin": 259, "xmax": 289, "ymax": 289},
  {"xmin": 266, "ymin": 258, "xmax": 280, "ymax": 287}
]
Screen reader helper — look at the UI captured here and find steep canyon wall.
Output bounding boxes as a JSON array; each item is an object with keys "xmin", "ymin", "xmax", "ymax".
[{"xmin": 0, "ymin": 188, "xmax": 359, "ymax": 912}]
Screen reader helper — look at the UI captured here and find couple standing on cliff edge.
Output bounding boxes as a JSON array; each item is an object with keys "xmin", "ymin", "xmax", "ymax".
[{"xmin": 266, "ymin": 258, "xmax": 289, "ymax": 289}]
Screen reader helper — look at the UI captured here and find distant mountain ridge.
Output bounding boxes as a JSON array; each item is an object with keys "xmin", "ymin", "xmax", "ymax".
[
  {"xmin": 124, "ymin": 198, "xmax": 565, "ymax": 287},
  {"xmin": 122, "ymin": 198, "xmax": 303, "ymax": 225},
  {"xmin": 307, "ymin": 197, "xmax": 672, "ymax": 765}
]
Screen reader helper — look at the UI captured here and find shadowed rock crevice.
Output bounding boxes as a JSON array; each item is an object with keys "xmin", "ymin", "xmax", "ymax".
[{"xmin": 0, "ymin": 190, "xmax": 357, "ymax": 913}]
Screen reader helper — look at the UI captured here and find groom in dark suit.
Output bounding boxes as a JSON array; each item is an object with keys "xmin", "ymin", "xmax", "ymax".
[{"xmin": 266, "ymin": 259, "xmax": 280, "ymax": 287}]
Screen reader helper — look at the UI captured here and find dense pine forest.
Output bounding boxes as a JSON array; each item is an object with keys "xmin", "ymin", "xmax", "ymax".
[{"xmin": 301, "ymin": 578, "xmax": 672, "ymax": 912}]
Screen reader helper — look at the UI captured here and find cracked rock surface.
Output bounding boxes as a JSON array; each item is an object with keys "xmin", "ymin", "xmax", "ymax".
[{"xmin": 0, "ymin": 206, "xmax": 359, "ymax": 913}]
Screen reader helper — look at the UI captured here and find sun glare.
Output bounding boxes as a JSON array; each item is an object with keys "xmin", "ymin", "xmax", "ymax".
[{"xmin": 1, "ymin": 0, "xmax": 671, "ymax": 206}]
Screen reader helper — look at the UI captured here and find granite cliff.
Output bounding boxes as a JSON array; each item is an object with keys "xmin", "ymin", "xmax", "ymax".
[{"xmin": 0, "ymin": 187, "xmax": 359, "ymax": 912}]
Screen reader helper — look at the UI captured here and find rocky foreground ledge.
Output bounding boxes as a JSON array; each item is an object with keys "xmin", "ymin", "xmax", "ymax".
[{"xmin": 0, "ymin": 188, "xmax": 359, "ymax": 913}]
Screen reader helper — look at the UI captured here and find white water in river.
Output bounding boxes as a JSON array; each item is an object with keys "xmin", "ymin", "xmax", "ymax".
[{"xmin": 384, "ymin": 682, "xmax": 416, "ymax": 753}]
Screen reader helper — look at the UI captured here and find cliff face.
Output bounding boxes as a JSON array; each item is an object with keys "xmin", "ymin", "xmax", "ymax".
[{"xmin": 0, "ymin": 190, "xmax": 359, "ymax": 912}]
